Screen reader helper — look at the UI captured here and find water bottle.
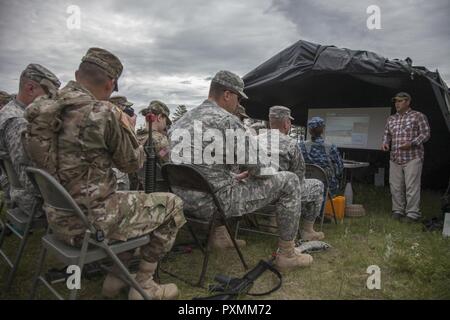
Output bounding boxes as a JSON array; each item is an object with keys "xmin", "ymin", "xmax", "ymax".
[{"xmin": 344, "ymin": 182, "xmax": 353, "ymax": 206}]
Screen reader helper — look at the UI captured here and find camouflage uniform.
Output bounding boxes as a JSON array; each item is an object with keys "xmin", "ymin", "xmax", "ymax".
[
  {"xmin": 0, "ymin": 64, "xmax": 61, "ymax": 215},
  {"xmin": 109, "ymin": 96, "xmax": 135, "ymax": 190},
  {"xmin": 260, "ymin": 106, "xmax": 324, "ymax": 223},
  {"xmin": 299, "ymin": 117, "xmax": 344, "ymax": 196},
  {"xmin": 169, "ymin": 71, "xmax": 302, "ymax": 241},
  {"xmin": 24, "ymin": 48, "xmax": 185, "ymax": 263}
]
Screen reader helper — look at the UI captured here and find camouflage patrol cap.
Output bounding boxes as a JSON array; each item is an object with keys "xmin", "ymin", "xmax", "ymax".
[
  {"xmin": 81, "ymin": 47, "xmax": 123, "ymax": 91},
  {"xmin": 307, "ymin": 116, "xmax": 325, "ymax": 129},
  {"xmin": 109, "ymin": 95, "xmax": 133, "ymax": 110},
  {"xmin": 0, "ymin": 90, "xmax": 12, "ymax": 107},
  {"xmin": 236, "ymin": 104, "xmax": 249, "ymax": 118},
  {"xmin": 211, "ymin": 70, "xmax": 248, "ymax": 99},
  {"xmin": 269, "ymin": 105, "xmax": 294, "ymax": 120},
  {"xmin": 141, "ymin": 100, "xmax": 172, "ymax": 125},
  {"xmin": 21, "ymin": 63, "xmax": 61, "ymax": 93}
]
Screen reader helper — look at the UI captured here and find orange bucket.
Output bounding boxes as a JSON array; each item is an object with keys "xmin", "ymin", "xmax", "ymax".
[{"xmin": 324, "ymin": 196, "xmax": 345, "ymax": 220}]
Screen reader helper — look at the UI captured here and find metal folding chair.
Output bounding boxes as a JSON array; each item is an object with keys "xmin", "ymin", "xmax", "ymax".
[
  {"xmin": 26, "ymin": 167, "xmax": 152, "ymax": 300},
  {"xmin": 305, "ymin": 163, "xmax": 338, "ymax": 229},
  {"xmin": 0, "ymin": 154, "xmax": 46, "ymax": 292},
  {"xmin": 234, "ymin": 205, "xmax": 278, "ymax": 239},
  {"xmin": 161, "ymin": 163, "xmax": 248, "ymax": 287}
]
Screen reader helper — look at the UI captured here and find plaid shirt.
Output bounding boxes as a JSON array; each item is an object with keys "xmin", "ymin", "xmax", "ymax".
[{"xmin": 382, "ymin": 109, "xmax": 430, "ymax": 165}]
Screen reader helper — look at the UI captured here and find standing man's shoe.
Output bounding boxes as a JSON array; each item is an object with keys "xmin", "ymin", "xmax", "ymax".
[
  {"xmin": 404, "ymin": 216, "xmax": 420, "ymax": 224},
  {"xmin": 392, "ymin": 211, "xmax": 405, "ymax": 221}
]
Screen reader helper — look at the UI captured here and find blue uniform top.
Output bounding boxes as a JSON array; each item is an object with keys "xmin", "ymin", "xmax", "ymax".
[{"xmin": 299, "ymin": 137, "xmax": 344, "ymax": 196}]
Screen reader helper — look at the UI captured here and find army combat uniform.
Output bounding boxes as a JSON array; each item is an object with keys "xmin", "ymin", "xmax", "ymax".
[
  {"xmin": 169, "ymin": 71, "xmax": 302, "ymax": 241},
  {"xmin": 0, "ymin": 64, "xmax": 60, "ymax": 215},
  {"xmin": 24, "ymin": 49, "xmax": 185, "ymax": 264},
  {"xmin": 259, "ymin": 129, "xmax": 324, "ymax": 223}
]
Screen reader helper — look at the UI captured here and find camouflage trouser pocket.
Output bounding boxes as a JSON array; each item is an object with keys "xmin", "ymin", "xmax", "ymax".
[{"xmin": 143, "ymin": 192, "xmax": 186, "ymax": 229}]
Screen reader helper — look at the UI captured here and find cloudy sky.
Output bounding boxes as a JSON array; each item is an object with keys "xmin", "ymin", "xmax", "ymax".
[{"xmin": 1, "ymin": 0, "xmax": 449, "ymax": 126}]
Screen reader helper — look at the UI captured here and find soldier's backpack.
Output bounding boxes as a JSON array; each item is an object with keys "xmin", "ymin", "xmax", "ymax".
[{"xmin": 23, "ymin": 94, "xmax": 92, "ymax": 177}]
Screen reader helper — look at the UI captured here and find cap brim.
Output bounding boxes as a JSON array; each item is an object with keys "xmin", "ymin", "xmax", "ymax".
[
  {"xmin": 238, "ymin": 90, "xmax": 248, "ymax": 100},
  {"xmin": 289, "ymin": 116, "xmax": 294, "ymax": 120},
  {"xmin": 124, "ymin": 102, "xmax": 133, "ymax": 107}
]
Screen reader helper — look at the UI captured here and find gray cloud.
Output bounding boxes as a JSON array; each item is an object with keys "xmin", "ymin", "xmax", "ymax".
[{"xmin": 1, "ymin": 0, "xmax": 449, "ymax": 111}]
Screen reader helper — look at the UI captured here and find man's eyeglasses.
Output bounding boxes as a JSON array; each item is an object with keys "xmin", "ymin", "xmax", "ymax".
[{"xmin": 226, "ymin": 90, "xmax": 242, "ymax": 102}]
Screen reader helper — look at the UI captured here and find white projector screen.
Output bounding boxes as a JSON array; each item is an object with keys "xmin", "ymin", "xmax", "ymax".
[{"xmin": 307, "ymin": 107, "xmax": 391, "ymax": 150}]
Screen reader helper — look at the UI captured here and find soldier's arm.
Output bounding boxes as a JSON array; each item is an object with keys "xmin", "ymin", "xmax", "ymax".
[
  {"xmin": 289, "ymin": 142, "xmax": 305, "ymax": 181},
  {"xmin": 105, "ymin": 107, "xmax": 144, "ymax": 173},
  {"xmin": 3, "ymin": 118, "xmax": 37, "ymax": 194},
  {"xmin": 153, "ymin": 132, "xmax": 170, "ymax": 164}
]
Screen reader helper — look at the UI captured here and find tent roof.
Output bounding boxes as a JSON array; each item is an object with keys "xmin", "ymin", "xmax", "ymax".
[{"xmin": 242, "ymin": 40, "xmax": 450, "ymax": 133}]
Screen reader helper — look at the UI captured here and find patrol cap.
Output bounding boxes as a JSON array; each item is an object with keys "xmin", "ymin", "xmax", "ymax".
[
  {"xmin": 81, "ymin": 47, "xmax": 123, "ymax": 91},
  {"xmin": 109, "ymin": 95, "xmax": 133, "ymax": 110},
  {"xmin": 237, "ymin": 104, "xmax": 249, "ymax": 118},
  {"xmin": 20, "ymin": 63, "xmax": 61, "ymax": 93},
  {"xmin": 307, "ymin": 116, "xmax": 325, "ymax": 129},
  {"xmin": 141, "ymin": 100, "xmax": 172, "ymax": 125},
  {"xmin": 211, "ymin": 70, "xmax": 248, "ymax": 100},
  {"xmin": 392, "ymin": 92, "xmax": 411, "ymax": 102},
  {"xmin": 269, "ymin": 105, "xmax": 294, "ymax": 120}
]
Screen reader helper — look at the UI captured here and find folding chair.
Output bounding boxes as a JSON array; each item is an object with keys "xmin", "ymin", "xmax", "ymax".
[
  {"xmin": 234, "ymin": 205, "xmax": 279, "ymax": 239},
  {"xmin": 0, "ymin": 154, "xmax": 46, "ymax": 292},
  {"xmin": 305, "ymin": 163, "xmax": 338, "ymax": 229},
  {"xmin": 161, "ymin": 163, "xmax": 248, "ymax": 287},
  {"xmin": 26, "ymin": 167, "xmax": 152, "ymax": 300}
]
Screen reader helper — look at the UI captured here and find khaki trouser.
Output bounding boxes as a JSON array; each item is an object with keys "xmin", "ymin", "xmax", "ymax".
[{"xmin": 389, "ymin": 158, "xmax": 423, "ymax": 219}]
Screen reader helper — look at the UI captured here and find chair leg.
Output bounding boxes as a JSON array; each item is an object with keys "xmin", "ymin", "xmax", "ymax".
[
  {"xmin": 328, "ymin": 192, "xmax": 338, "ymax": 224},
  {"xmin": 29, "ymin": 244, "xmax": 48, "ymax": 300},
  {"xmin": 223, "ymin": 222, "xmax": 248, "ymax": 270},
  {"xmin": 319, "ymin": 193, "xmax": 326, "ymax": 232},
  {"xmin": 3, "ymin": 210, "xmax": 36, "ymax": 292},
  {"xmin": 187, "ymin": 223, "xmax": 205, "ymax": 254}
]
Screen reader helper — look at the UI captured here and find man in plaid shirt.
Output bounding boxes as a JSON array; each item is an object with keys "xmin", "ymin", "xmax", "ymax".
[{"xmin": 382, "ymin": 92, "xmax": 431, "ymax": 222}]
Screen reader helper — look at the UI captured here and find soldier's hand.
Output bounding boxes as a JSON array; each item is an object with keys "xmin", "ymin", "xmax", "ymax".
[
  {"xmin": 235, "ymin": 171, "xmax": 249, "ymax": 181},
  {"xmin": 381, "ymin": 143, "xmax": 390, "ymax": 151}
]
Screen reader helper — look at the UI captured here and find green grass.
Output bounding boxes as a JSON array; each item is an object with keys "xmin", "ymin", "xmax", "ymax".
[{"xmin": 1, "ymin": 184, "xmax": 449, "ymax": 300}]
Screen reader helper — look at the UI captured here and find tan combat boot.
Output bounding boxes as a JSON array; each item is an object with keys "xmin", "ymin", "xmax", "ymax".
[
  {"xmin": 102, "ymin": 252, "xmax": 134, "ymax": 298},
  {"xmin": 128, "ymin": 261, "xmax": 179, "ymax": 300},
  {"xmin": 301, "ymin": 221, "xmax": 325, "ymax": 241},
  {"xmin": 210, "ymin": 225, "xmax": 246, "ymax": 249},
  {"xmin": 274, "ymin": 240, "xmax": 313, "ymax": 271}
]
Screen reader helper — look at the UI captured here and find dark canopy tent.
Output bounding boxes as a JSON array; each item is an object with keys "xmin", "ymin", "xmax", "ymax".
[{"xmin": 242, "ymin": 40, "xmax": 450, "ymax": 189}]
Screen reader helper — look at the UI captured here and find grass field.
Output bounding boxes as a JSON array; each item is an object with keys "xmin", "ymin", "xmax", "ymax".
[{"xmin": 1, "ymin": 183, "xmax": 449, "ymax": 300}]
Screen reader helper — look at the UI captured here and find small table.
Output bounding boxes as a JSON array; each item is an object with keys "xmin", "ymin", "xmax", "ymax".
[{"xmin": 343, "ymin": 160, "xmax": 370, "ymax": 205}]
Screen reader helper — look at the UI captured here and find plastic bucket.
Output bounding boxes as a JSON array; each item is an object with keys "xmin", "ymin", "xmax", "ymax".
[{"xmin": 324, "ymin": 196, "xmax": 346, "ymax": 220}]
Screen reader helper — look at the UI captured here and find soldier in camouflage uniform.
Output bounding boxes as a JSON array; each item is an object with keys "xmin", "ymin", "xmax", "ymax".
[
  {"xmin": 169, "ymin": 70, "xmax": 313, "ymax": 271},
  {"xmin": 299, "ymin": 117, "xmax": 344, "ymax": 196},
  {"xmin": 133, "ymin": 100, "xmax": 172, "ymax": 191},
  {"xmin": 234, "ymin": 104, "xmax": 249, "ymax": 123},
  {"xmin": 109, "ymin": 96, "xmax": 136, "ymax": 191},
  {"xmin": 0, "ymin": 64, "xmax": 60, "ymax": 216},
  {"xmin": 24, "ymin": 48, "xmax": 185, "ymax": 300},
  {"xmin": 259, "ymin": 106, "xmax": 325, "ymax": 241},
  {"xmin": 0, "ymin": 91, "xmax": 13, "ymax": 203}
]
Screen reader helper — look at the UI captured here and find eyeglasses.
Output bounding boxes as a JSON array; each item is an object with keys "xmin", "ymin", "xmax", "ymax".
[{"xmin": 225, "ymin": 90, "xmax": 242, "ymax": 103}]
